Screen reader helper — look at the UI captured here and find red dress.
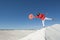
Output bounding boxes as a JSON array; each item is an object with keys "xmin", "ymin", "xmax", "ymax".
[{"xmin": 35, "ymin": 13, "xmax": 45, "ymax": 20}]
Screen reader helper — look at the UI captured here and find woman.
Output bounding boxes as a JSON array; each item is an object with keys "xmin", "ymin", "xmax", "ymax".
[{"xmin": 29, "ymin": 13, "xmax": 53, "ymax": 27}]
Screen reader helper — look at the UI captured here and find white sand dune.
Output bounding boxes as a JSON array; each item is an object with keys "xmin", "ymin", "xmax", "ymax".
[
  {"xmin": 0, "ymin": 30, "xmax": 36, "ymax": 40},
  {"xmin": 19, "ymin": 28, "xmax": 46, "ymax": 40},
  {"xmin": 46, "ymin": 24, "xmax": 60, "ymax": 40},
  {"xmin": 0, "ymin": 24, "xmax": 60, "ymax": 40},
  {"xmin": 19, "ymin": 24, "xmax": 60, "ymax": 40}
]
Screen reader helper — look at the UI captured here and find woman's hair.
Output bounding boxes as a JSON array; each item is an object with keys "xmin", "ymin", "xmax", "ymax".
[{"xmin": 37, "ymin": 13, "xmax": 40, "ymax": 16}]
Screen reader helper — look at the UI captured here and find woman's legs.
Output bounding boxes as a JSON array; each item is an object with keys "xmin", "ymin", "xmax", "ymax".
[
  {"xmin": 42, "ymin": 17, "xmax": 52, "ymax": 27},
  {"xmin": 42, "ymin": 20, "xmax": 45, "ymax": 27},
  {"xmin": 45, "ymin": 17, "xmax": 52, "ymax": 20}
]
